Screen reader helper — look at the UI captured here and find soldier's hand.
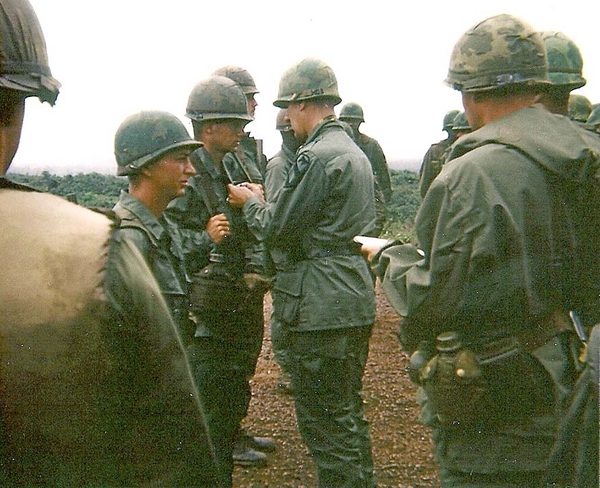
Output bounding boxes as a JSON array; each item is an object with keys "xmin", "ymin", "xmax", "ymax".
[
  {"xmin": 354, "ymin": 235, "xmax": 390, "ymax": 262},
  {"xmin": 206, "ymin": 213, "xmax": 230, "ymax": 244},
  {"xmin": 227, "ymin": 183, "xmax": 260, "ymax": 207}
]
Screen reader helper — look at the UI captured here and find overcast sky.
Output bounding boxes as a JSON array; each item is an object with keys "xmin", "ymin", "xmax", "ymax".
[{"xmin": 10, "ymin": 0, "xmax": 600, "ymax": 174}]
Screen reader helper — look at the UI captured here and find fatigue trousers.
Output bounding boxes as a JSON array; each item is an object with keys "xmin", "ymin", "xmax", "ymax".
[
  {"xmin": 187, "ymin": 295, "xmax": 264, "ymax": 487},
  {"xmin": 285, "ymin": 325, "xmax": 376, "ymax": 488}
]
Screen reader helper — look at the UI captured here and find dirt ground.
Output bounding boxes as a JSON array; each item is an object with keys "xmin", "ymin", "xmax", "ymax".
[{"xmin": 233, "ymin": 285, "xmax": 440, "ymax": 488}]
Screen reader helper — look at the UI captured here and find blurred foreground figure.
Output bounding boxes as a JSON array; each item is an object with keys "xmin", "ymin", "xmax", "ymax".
[
  {"xmin": 0, "ymin": 0, "xmax": 217, "ymax": 485},
  {"xmin": 362, "ymin": 14, "xmax": 600, "ymax": 488}
]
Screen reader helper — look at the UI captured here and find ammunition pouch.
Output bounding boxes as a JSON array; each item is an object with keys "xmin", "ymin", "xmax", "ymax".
[
  {"xmin": 420, "ymin": 335, "xmax": 555, "ymax": 426},
  {"xmin": 190, "ymin": 263, "xmax": 271, "ymax": 314}
]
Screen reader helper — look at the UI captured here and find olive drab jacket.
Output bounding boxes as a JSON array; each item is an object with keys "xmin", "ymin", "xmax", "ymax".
[
  {"xmin": 375, "ymin": 105, "xmax": 600, "ymax": 351},
  {"xmin": 267, "ymin": 116, "xmax": 377, "ymax": 331},
  {"xmin": 0, "ymin": 180, "xmax": 216, "ymax": 486},
  {"xmin": 372, "ymin": 105, "xmax": 600, "ymax": 472}
]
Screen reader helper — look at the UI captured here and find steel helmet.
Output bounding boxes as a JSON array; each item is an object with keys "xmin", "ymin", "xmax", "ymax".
[
  {"xmin": 115, "ymin": 111, "xmax": 201, "ymax": 176},
  {"xmin": 451, "ymin": 112, "xmax": 471, "ymax": 132},
  {"xmin": 339, "ymin": 102, "xmax": 365, "ymax": 123},
  {"xmin": 568, "ymin": 94, "xmax": 593, "ymax": 123},
  {"xmin": 274, "ymin": 58, "xmax": 341, "ymax": 108},
  {"xmin": 186, "ymin": 75, "xmax": 253, "ymax": 123},
  {"xmin": 443, "ymin": 109, "xmax": 461, "ymax": 131},
  {"xmin": 211, "ymin": 65, "xmax": 259, "ymax": 95},
  {"xmin": 0, "ymin": 0, "xmax": 61, "ymax": 104},
  {"xmin": 445, "ymin": 14, "xmax": 549, "ymax": 93},
  {"xmin": 275, "ymin": 108, "xmax": 291, "ymax": 132},
  {"xmin": 540, "ymin": 31, "xmax": 586, "ymax": 89}
]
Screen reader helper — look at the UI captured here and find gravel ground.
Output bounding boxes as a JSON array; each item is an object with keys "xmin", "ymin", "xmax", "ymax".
[{"xmin": 232, "ymin": 285, "xmax": 440, "ymax": 487}]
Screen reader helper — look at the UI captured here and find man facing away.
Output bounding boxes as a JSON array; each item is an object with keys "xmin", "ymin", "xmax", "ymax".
[
  {"xmin": 360, "ymin": 14, "xmax": 600, "ymax": 488},
  {"xmin": 0, "ymin": 0, "xmax": 217, "ymax": 485}
]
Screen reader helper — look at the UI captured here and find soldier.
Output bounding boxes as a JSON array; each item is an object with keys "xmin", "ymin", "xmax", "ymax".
[
  {"xmin": 568, "ymin": 93, "xmax": 593, "ymax": 123},
  {"xmin": 234, "ymin": 57, "xmax": 377, "ymax": 487},
  {"xmin": 214, "ymin": 65, "xmax": 267, "ymax": 181},
  {"xmin": 165, "ymin": 75, "xmax": 270, "ymax": 485},
  {"xmin": 339, "ymin": 102, "xmax": 392, "ymax": 236},
  {"xmin": 418, "ymin": 109, "xmax": 460, "ymax": 197},
  {"xmin": 0, "ymin": 0, "xmax": 217, "ymax": 485},
  {"xmin": 229, "ymin": 108, "xmax": 299, "ymax": 394},
  {"xmin": 212, "ymin": 64, "xmax": 276, "ymax": 465},
  {"xmin": 539, "ymin": 31, "xmax": 586, "ymax": 115},
  {"xmin": 112, "ymin": 111, "xmax": 200, "ymax": 341},
  {"xmin": 360, "ymin": 14, "xmax": 600, "ymax": 487}
]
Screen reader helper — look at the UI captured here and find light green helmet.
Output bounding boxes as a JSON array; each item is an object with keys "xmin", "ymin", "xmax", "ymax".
[
  {"xmin": 274, "ymin": 58, "xmax": 341, "ymax": 108},
  {"xmin": 211, "ymin": 65, "xmax": 259, "ymax": 95},
  {"xmin": 568, "ymin": 94, "xmax": 593, "ymax": 123},
  {"xmin": 445, "ymin": 14, "xmax": 549, "ymax": 93},
  {"xmin": 452, "ymin": 112, "xmax": 471, "ymax": 132},
  {"xmin": 339, "ymin": 102, "xmax": 365, "ymax": 123},
  {"xmin": 540, "ymin": 31, "xmax": 586, "ymax": 89},
  {"xmin": 443, "ymin": 109, "xmax": 461, "ymax": 131},
  {"xmin": 0, "ymin": 0, "xmax": 61, "ymax": 105},
  {"xmin": 115, "ymin": 111, "xmax": 201, "ymax": 176},
  {"xmin": 186, "ymin": 75, "xmax": 253, "ymax": 123}
]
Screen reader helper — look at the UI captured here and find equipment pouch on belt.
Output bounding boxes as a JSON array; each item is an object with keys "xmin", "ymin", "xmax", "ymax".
[
  {"xmin": 190, "ymin": 263, "xmax": 270, "ymax": 314},
  {"xmin": 420, "ymin": 332, "xmax": 555, "ymax": 426}
]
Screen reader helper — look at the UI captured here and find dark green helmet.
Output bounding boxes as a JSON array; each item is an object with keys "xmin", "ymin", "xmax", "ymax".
[
  {"xmin": 452, "ymin": 112, "xmax": 471, "ymax": 132},
  {"xmin": 540, "ymin": 31, "xmax": 586, "ymax": 89},
  {"xmin": 115, "ymin": 111, "xmax": 201, "ymax": 176},
  {"xmin": 445, "ymin": 14, "xmax": 549, "ymax": 93},
  {"xmin": 274, "ymin": 58, "xmax": 341, "ymax": 108},
  {"xmin": 0, "ymin": 0, "xmax": 61, "ymax": 104},
  {"xmin": 568, "ymin": 94, "xmax": 592, "ymax": 123},
  {"xmin": 186, "ymin": 75, "xmax": 253, "ymax": 123},
  {"xmin": 443, "ymin": 109, "xmax": 461, "ymax": 131},
  {"xmin": 339, "ymin": 102, "xmax": 365, "ymax": 123},
  {"xmin": 211, "ymin": 65, "xmax": 259, "ymax": 95},
  {"xmin": 275, "ymin": 108, "xmax": 291, "ymax": 132}
]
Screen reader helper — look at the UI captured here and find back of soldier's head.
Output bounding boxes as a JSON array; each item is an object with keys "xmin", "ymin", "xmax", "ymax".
[{"xmin": 445, "ymin": 14, "xmax": 549, "ymax": 96}]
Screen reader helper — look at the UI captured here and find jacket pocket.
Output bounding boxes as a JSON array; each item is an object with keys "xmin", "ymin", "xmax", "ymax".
[{"xmin": 272, "ymin": 269, "xmax": 304, "ymax": 325}]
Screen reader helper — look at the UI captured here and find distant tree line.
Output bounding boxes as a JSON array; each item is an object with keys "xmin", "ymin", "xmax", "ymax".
[{"xmin": 7, "ymin": 169, "xmax": 421, "ymax": 240}]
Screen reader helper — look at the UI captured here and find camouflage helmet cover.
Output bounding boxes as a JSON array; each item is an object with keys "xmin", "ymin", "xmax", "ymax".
[
  {"xmin": 115, "ymin": 111, "xmax": 201, "ymax": 176},
  {"xmin": 446, "ymin": 14, "xmax": 549, "ymax": 93},
  {"xmin": 275, "ymin": 108, "xmax": 291, "ymax": 132},
  {"xmin": 339, "ymin": 102, "xmax": 365, "ymax": 123},
  {"xmin": 443, "ymin": 109, "xmax": 461, "ymax": 131},
  {"xmin": 540, "ymin": 31, "xmax": 586, "ymax": 89},
  {"xmin": 211, "ymin": 65, "xmax": 259, "ymax": 95},
  {"xmin": 568, "ymin": 93, "xmax": 592, "ymax": 123},
  {"xmin": 0, "ymin": 0, "xmax": 61, "ymax": 104},
  {"xmin": 451, "ymin": 111, "xmax": 471, "ymax": 132},
  {"xmin": 274, "ymin": 58, "xmax": 341, "ymax": 108},
  {"xmin": 186, "ymin": 75, "xmax": 253, "ymax": 123}
]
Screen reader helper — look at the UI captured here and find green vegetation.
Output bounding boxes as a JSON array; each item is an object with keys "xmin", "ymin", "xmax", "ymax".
[{"xmin": 7, "ymin": 169, "xmax": 421, "ymax": 239}]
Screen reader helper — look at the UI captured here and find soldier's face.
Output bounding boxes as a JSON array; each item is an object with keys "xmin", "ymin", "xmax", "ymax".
[
  {"xmin": 0, "ymin": 92, "xmax": 26, "ymax": 175},
  {"xmin": 212, "ymin": 119, "xmax": 247, "ymax": 153},
  {"xmin": 147, "ymin": 148, "xmax": 197, "ymax": 199},
  {"xmin": 246, "ymin": 94, "xmax": 258, "ymax": 118},
  {"xmin": 286, "ymin": 102, "xmax": 308, "ymax": 143}
]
